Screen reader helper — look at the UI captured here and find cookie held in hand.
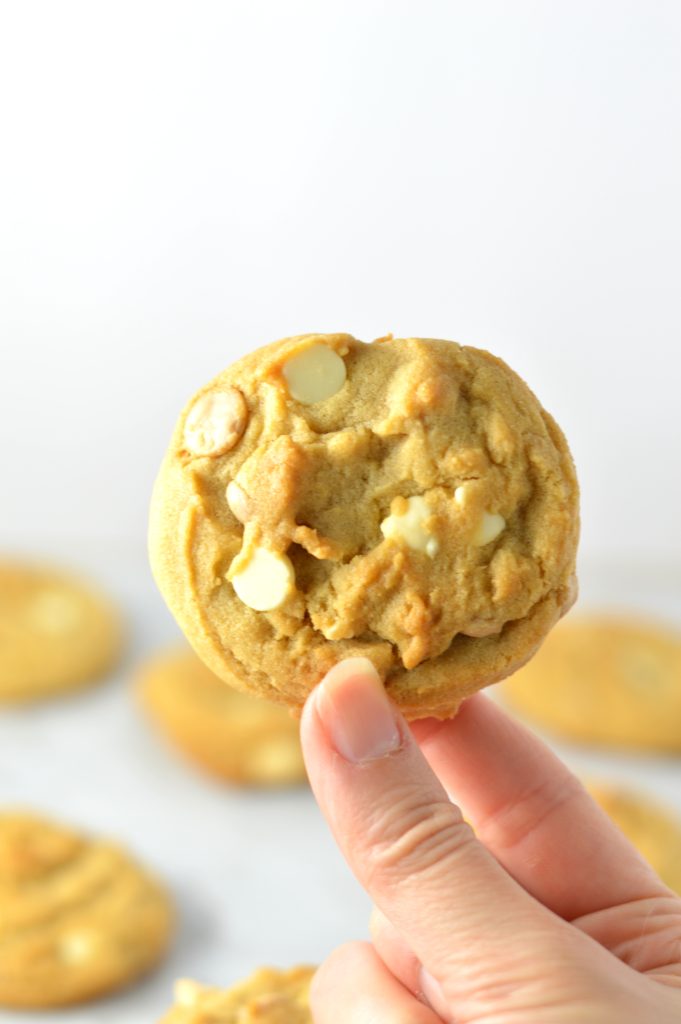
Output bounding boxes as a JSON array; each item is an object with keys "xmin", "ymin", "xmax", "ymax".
[{"xmin": 150, "ymin": 333, "xmax": 579, "ymax": 718}]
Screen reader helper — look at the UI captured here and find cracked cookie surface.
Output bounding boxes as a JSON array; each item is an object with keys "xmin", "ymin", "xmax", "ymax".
[
  {"xmin": 0, "ymin": 811, "xmax": 173, "ymax": 1008},
  {"xmin": 159, "ymin": 966, "xmax": 314, "ymax": 1023},
  {"xmin": 137, "ymin": 647, "xmax": 306, "ymax": 785},
  {"xmin": 150, "ymin": 333, "xmax": 579, "ymax": 718},
  {"xmin": 0, "ymin": 560, "xmax": 123, "ymax": 703}
]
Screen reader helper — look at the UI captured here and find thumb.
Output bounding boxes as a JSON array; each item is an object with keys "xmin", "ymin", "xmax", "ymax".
[{"xmin": 300, "ymin": 658, "xmax": 605, "ymax": 1018}]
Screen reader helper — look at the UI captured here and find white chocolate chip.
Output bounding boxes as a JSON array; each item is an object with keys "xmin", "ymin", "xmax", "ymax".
[
  {"xmin": 174, "ymin": 979, "xmax": 204, "ymax": 1008},
  {"xmin": 282, "ymin": 343, "xmax": 347, "ymax": 404},
  {"xmin": 231, "ymin": 547, "xmax": 294, "ymax": 611},
  {"xmin": 28, "ymin": 590, "xmax": 82, "ymax": 634},
  {"xmin": 380, "ymin": 495, "xmax": 438, "ymax": 556},
  {"xmin": 248, "ymin": 736, "xmax": 304, "ymax": 782},
  {"xmin": 473, "ymin": 512, "xmax": 506, "ymax": 546},
  {"xmin": 226, "ymin": 480, "xmax": 250, "ymax": 523},
  {"xmin": 453, "ymin": 484, "xmax": 470, "ymax": 508},
  {"xmin": 58, "ymin": 930, "xmax": 97, "ymax": 964},
  {"xmin": 184, "ymin": 388, "xmax": 247, "ymax": 457},
  {"xmin": 425, "ymin": 537, "xmax": 439, "ymax": 558}
]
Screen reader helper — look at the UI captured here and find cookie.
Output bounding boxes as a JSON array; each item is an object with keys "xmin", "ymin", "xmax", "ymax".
[
  {"xmin": 0, "ymin": 559, "xmax": 123, "ymax": 703},
  {"xmin": 137, "ymin": 647, "xmax": 306, "ymax": 785},
  {"xmin": 589, "ymin": 784, "xmax": 681, "ymax": 894},
  {"xmin": 0, "ymin": 811, "xmax": 173, "ymax": 1008},
  {"xmin": 150, "ymin": 333, "xmax": 579, "ymax": 719},
  {"xmin": 501, "ymin": 614, "xmax": 681, "ymax": 750},
  {"xmin": 159, "ymin": 966, "xmax": 315, "ymax": 1023}
]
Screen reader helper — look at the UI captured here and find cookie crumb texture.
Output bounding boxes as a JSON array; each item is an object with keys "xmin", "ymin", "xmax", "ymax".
[
  {"xmin": 137, "ymin": 648, "xmax": 306, "ymax": 786},
  {"xmin": 503, "ymin": 615, "xmax": 681, "ymax": 750},
  {"xmin": 150, "ymin": 334, "xmax": 579, "ymax": 718},
  {"xmin": 0, "ymin": 561, "xmax": 123, "ymax": 703},
  {"xmin": 0, "ymin": 812, "xmax": 173, "ymax": 1008},
  {"xmin": 159, "ymin": 965, "xmax": 314, "ymax": 1023}
]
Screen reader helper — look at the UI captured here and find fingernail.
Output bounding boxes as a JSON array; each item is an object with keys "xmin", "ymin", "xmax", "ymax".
[
  {"xmin": 316, "ymin": 657, "xmax": 402, "ymax": 764},
  {"xmin": 418, "ymin": 967, "xmax": 451, "ymax": 1021}
]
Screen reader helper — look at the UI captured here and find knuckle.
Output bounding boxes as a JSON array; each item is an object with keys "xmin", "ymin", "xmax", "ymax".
[
  {"xmin": 482, "ymin": 773, "xmax": 584, "ymax": 854},
  {"xmin": 362, "ymin": 788, "xmax": 474, "ymax": 888},
  {"xmin": 440, "ymin": 927, "xmax": 592, "ymax": 1012}
]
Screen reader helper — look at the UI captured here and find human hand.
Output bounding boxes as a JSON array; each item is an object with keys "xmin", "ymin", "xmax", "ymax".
[{"xmin": 300, "ymin": 658, "xmax": 681, "ymax": 1023}]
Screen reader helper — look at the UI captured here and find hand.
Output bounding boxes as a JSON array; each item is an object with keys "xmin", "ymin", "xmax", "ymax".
[{"xmin": 300, "ymin": 658, "xmax": 681, "ymax": 1023}]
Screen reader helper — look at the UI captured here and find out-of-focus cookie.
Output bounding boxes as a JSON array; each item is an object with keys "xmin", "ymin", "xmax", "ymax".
[
  {"xmin": 159, "ymin": 966, "xmax": 315, "ymax": 1023},
  {"xmin": 137, "ymin": 647, "xmax": 306, "ymax": 786},
  {"xmin": 150, "ymin": 333, "xmax": 579, "ymax": 719},
  {"xmin": 502, "ymin": 614, "xmax": 681, "ymax": 751},
  {"xmin": 0, "ymin": 811, "xmax": 173, "ymax": 1008},
  {"xmin": 589, "ymin": 784, "xmax": 681, "ymax": 894},
  {"xmin": 0, "ymin": 560, "xmax": 123, "ymax": 703}
]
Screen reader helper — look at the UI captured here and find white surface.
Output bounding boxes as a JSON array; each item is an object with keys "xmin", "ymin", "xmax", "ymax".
[
  {"xmin": 0, "ymin": 549, "xmax": 680, "ymax": 1022},
  {"xmin": 0, "ymin": 548, "xmax": 372, "ymax": 1023},
  {"xmin": 1, "ymin": 4, "xmax": 681, "ymax": 1019},
  {"xmin": 1, "ymin": 1, "xmax": 681, "ymax": 564}
]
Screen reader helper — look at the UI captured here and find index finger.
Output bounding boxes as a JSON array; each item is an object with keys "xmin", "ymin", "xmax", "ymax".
[
  {"xmin": 300, "ymin": 658, "xmax": 589, "ymax": 1005},
  {"xmin": 410, "ymin": 694, "xmax": 670, "ymax": 921}
]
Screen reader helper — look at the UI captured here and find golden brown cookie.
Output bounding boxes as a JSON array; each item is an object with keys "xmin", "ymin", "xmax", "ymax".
[
  {"xmin": 137, "ymin": 647, "xmax": 306, "ymax": 785},
  {"xmin": 0, "ymin": 811, "xmax": 173, "ymax": 1008},
  {"xmin": 150, "ymin": 333, "xmax": 579, "ymax": 719},
  {"xmin": 159, "ymin": 966, "xmax": 315, "ymax": 1023},
  {"xmin": 0, "ymin": 559, "xmax": 123, "ymax": 703},
  {"xmin": 589, "ymin": 784, "xmax": 681, "ymax": 894},
  {"xmin": 501, "ymin": 613, "xmax": 681, "ymax": 750}
]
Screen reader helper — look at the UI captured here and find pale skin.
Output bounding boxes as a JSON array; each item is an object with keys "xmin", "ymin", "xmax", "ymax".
[{"xmin": 300, "ymin": 658, "xmax": 681, "ymax": 1023}]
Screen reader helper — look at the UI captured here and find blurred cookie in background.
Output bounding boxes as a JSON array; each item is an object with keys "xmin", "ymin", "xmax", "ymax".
[
  {"xmin": 136, "ymin": 648, "xmax": 307, "ymax": 786},
  {"xmin": 159, "ymin": 965, "xmax": 315, "ymax": 1023},
  {"xmin": 589, "ymin": 783, "xmax": 681, "ymax": 894},
  {"xmin": 500, "ymin": 613, "xmax": 681, "ymax": 751},
  {"xmin": 0, "ymin": 559, "xmax": 123, "ymax": 703},
  {"xmin": 0, "ymin": 810, "xmax": 173, "ymax": 1008}
]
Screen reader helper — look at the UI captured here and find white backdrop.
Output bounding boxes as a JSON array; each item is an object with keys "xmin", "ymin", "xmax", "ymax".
[
  {"xmin": 1, "ymin": 6, "xmax": 681, "ymax": 1020},
  {"xmin": 2, "ymin": 0, "xmax": 680, "ymax": 564}
]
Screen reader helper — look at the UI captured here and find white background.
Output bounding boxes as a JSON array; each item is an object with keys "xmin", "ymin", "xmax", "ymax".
[
  {"xmin": 1, "ymin": 3, "xmax": 681, "ymax": 1022},
  {"xmin": 1, "ymin": 0, "xmax": 680, "ymax": 565}
]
